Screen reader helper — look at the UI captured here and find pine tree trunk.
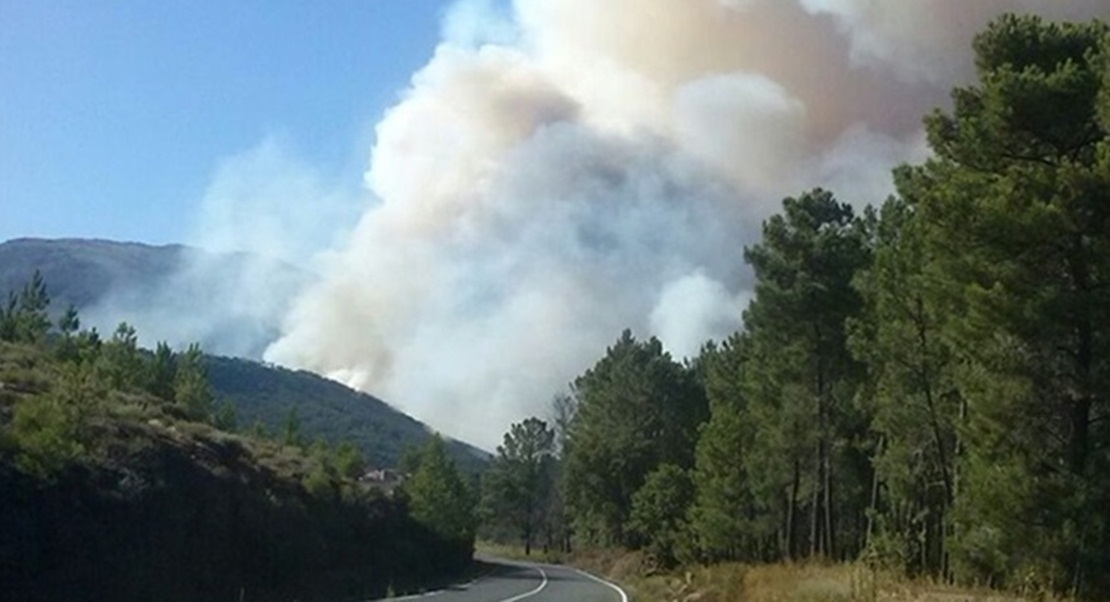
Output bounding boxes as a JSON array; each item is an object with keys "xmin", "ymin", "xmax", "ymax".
[
  {"xmin": 866, "ymin": 436, "xmax": 884, "ymax": 549},
  {"xmin": 787, "ymin": 459, "xmax": 800, "ymax": 560},
  {"xmin": 811, "ymin": 442, "xmax": 822, "ymax": 558},
  {"xmin": 824, "ymin": 453, "xmax": 835, "ymax": 559},
  {"xmin": 1068, "ymin": 240, "xmax": 1093, "ymax": 475}
]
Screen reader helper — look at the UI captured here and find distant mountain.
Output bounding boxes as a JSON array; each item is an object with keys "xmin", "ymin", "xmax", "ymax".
[
  {"xmin": 0, "ymin": 237, "xmax": 186, "ymax": 312},
  {"xmin": 0, "ymin": 237, "xmax": 307, "ymax": 359},
  {"xmin": 0, "ymin": 237, "xmax": 491, "ymax": 469}
]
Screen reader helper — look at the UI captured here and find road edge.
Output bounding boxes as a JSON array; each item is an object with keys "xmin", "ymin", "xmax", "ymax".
[
  {"xmin": 574, "ymin": 567, "xmax": 630, "ymax": 602},
  {"xmin": 370, "ymin": 559, "xmax": 499, "ymax": 601}
]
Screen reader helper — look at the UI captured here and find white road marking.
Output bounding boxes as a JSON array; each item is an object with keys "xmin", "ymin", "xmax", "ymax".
[
  {"xmin": 498, "ymin": 566, "xmax": 548, "ymax": 602},
  {"xmin": 375, "ymin": 561, "xmax": 623, "ymax": 602},
  {"xmin": 574, "ymin": 568, "xmax": 629, "ymax": 602},
  {"xmin": 386, "ymin": 591, "xmax": 443, "ymax": 601}
]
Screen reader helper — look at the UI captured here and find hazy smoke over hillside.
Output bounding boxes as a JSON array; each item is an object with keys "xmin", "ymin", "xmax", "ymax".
[
  {"xmin": 261, "ymin": 0, "xmax": 1110, "ymax": 448},
  {"xmin": 87, "ymin": 139, "xmax": 353, "ymax": 358}
]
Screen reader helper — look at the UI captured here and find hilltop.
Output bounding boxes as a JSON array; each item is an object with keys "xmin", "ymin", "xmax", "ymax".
[{"xmin": 0, "ymin": 238, "xmax": 187, "ymax": 312}]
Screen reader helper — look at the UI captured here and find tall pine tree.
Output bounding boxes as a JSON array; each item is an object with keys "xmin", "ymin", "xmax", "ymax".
[
  {"xmin": 564, "ymin": 330, "xmax": 707, "ymax": 546},
  {"xmin": 740, "ymin": 189, "xmax": 871, "ymax": 561},
  {"xmin": 903, "ymin": 14, "xmax": 1110, "ymax": 593}
]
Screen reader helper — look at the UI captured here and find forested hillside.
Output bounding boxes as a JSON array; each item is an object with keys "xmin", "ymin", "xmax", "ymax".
[
  {"xmin": 0, "ymin": 277, "xmax": 478, "ymax": 601},
  {"xmin": 480, "ymin": 15, "xmax": 1110, "ymax": 600},
  {"xmin": 205, "ymin": 355, "xmax": 489, "ymax": 474}
]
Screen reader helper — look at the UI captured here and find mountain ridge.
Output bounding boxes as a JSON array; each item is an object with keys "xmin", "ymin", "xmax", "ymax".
[{"xmin": 0, "ymin": 237, "xmax": 189, "ymax": 311}]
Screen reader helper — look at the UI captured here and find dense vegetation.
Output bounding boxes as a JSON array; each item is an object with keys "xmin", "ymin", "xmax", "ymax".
[
  {"xmin": 480, "ymin": 15, "xmax": 1110, "ymax": 599},
  {"xmin": 0, "ymin": 276, "xmax": 478, "ymax": 601}
]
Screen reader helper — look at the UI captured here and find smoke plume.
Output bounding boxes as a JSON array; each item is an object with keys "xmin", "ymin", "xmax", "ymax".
[{"xmin": 263, "ymin": 0, "xmax": 1110, "ymax": 448}]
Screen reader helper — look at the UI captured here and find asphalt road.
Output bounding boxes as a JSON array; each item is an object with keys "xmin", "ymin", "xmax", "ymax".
[{"xmin": 384, "ymin": 558, "xmax": 628, "ymax": 602}]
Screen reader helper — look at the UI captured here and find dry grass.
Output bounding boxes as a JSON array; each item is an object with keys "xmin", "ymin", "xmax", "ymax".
[
  {"xmin": 0, "ymin": 341, "xmax": 54, "ymax": 402},
  {"xmin": 473, "ymin": 541, "xmax": 1068, "ymax": 602},
  {"xmin": 559, "ymin": 554, "xmax": 1066, "ymax": 602},
  {"xmin": 472, "ymin": 538, "xmax": 1074, "ymax": 602}
]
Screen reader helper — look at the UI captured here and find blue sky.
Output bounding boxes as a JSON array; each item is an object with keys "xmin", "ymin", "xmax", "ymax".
[{"xmin": 0, "ymin": 0, "xmax": 455, "ymax": 245}]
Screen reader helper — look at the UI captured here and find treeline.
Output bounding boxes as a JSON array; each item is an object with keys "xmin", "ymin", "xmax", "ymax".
[
  {"xmin": 0, "ymin": 276, "xmax": 477, "ymax": 601},
  {"xmin": 481, "ymin": 14, "xmax": 1110, "ymax": 598}
]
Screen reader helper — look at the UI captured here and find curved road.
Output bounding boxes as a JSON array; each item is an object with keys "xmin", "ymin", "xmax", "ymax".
[{"xmin": 384, "ymin": 558, "xmax": 628, "ymax": 602}]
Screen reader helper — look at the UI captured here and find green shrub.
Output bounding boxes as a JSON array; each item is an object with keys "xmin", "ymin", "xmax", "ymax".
[
  {"xmin": 10, "ymin": 395, "xmax": 84, "ymax": 477},
  {"xmin": 7, "ymin": 362, "xmax": 104, "ymax": 477},
  {"xmin": 304, "ymin": 465, "xmax": 336, "ymax": 500}
]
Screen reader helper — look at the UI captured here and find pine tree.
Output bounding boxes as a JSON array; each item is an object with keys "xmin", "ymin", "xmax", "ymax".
[
  {"xmin": 848, "ymin": 196, "xmax": 959, "ymax": 576},
  {"xmin": 481, "ymin": 417, "xmax": 556, "ymax": 555},
  {"xmin": 100, "ymin": 322, "xmax": 143, "ymax": 391},
  {"xmin": 145, "ymin": 341, "xmax": 177, "ymax": 401},
  {"xmin": 58, "ymin": 305, "xmax": 79, "ymax": 336},
  {"xmin": 174, "ymin": 343, "xmax": 213, "ymax": 421},
  {"xmin": 740, "ymin": 189, "xmax": 872, "ymax": 561},
  {"xmin": 405, "ymin": 435, "xmax": 477, "ymax": 548},
  {"xmin": 563, "ymin": 330, "xmax": 708, "ymax": 546},
  {"xmin": 904, "ymin": 14, "xmax": 1110, "ymax": 593},
  {"xmin": 0, "ymin": 270, "xmax": 51, "ymax": 343},
  {"xmin": 54, "ymin": 305, "xmax": 82, "ymax": 362},
  {"xmin": 16, "ymin": 270, "xmax": 51, "ymax": 343},
  {"xmin": 688, "ymin": 334, "xmax": 762, "ymax": 562}
]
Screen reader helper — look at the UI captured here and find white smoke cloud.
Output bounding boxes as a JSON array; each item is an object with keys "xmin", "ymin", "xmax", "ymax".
[
  {"xmin": 194, "ymin": 137, "xmax": 359, "ymax": 264},
  {"xmin": 798, "ymin": 0, "xmax": 1110, "ymax": 85},
  {"xmin": 673, "ymin": 73, "xmax": 807, "ymax": 197},
  {"xmin": 260, "ymin": 0, "xmax": 1110, "ymax": 449},
  {"xmin": 650, "ymin": 271, "xmax": 746, "ymax": 361}
]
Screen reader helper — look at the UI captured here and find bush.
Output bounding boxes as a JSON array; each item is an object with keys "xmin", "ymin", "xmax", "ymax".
[
  {"xmin": 627, "ymin": 464, "xmax": 695, "ymax": 568},
  {"xmin": 10, "ymin": 395, "xmax": 84, "ymax": 477},
  {"xmin": 7, "ymin": 362, "xmax": 104, "ymax": 478},
  {"xmin": 304, "ymin": 465, "xmax": 337, "ymax": 500}
]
